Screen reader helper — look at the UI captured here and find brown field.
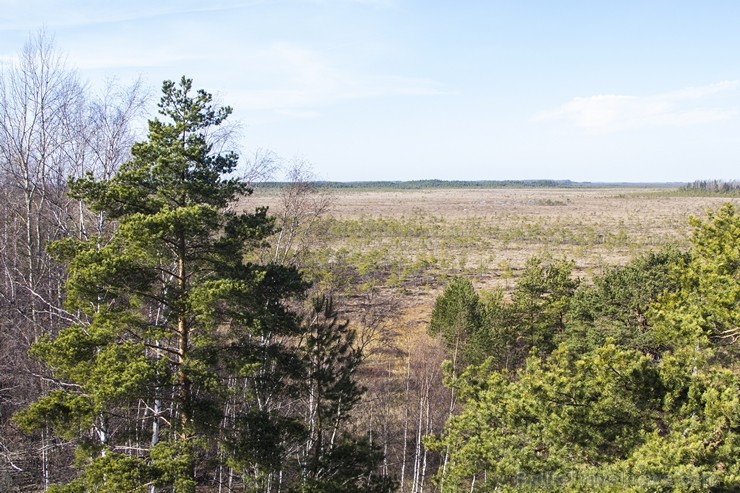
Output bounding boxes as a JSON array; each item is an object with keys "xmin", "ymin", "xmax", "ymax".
[
  {"xmin": 249, "ymin": 186, "xmax": 739, "ymax": 490},
  {"xmin": 253, "ymin": 186, "xmax": 738, "ymax": 336}
]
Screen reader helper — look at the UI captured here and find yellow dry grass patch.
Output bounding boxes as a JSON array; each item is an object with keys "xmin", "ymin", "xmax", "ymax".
[{"xmin": 254, "ymin": 186, "xmax": 738, "ymax": 346}]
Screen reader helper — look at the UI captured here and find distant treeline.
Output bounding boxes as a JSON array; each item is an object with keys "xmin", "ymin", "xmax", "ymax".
[
  {"xmin": 679, "ymin": 179, "xmax": 740, "ymax": 195},
  {"xmin": 258, "ymin": 179, "xmax": 682, "ymax": 190}
]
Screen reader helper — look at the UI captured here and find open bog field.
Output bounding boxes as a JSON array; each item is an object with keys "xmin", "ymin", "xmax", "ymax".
[{"xmin": 254, "ymin": 186, "xmax": 738, "ymax": 332}]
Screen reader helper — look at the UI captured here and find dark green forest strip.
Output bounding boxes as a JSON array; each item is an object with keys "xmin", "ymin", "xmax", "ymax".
[{"xmin": 257, "ymin": 179, "xmax": 684, "ymax": 190}]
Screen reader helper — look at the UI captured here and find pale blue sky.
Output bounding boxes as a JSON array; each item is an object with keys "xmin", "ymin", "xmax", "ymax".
[{"xmin": 2, "ymin": 1, "xmax": 739, "ymax": 182}]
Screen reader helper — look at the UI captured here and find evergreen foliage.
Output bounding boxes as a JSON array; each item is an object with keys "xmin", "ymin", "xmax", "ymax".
[
  {"xmin": 429, "ymin": 258, "xmax": 579, "ymax": 373},
  {"xmin": 653, "ymin": 203, "xmax": 740, "ymax": 353},
  {"xmin": 428, "ymin": 203, "xmax": 740, "ymax": 492},
  {"xmin": 15, "ymin": 77, "xmax": 386, "ymax": 492},
  {"xmin": 428, "ymin": 277, "xmax": 483, "ymax": 371},
  {"xmin": 566, "ymin": 247, "xmax": 688, "ymax": 355},
  {"xmin": 679, "ymin": 180, "xmax": 740, "ymax": 196}
]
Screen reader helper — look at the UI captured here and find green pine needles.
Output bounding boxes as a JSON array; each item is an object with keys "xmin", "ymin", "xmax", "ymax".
[
  {"xmin": 15, "ymin": 78, "xmax": 386, "ymax": 492},
  {"xmin": 426, "ymin": 204, "xmax": 740, "ymax": 492}
]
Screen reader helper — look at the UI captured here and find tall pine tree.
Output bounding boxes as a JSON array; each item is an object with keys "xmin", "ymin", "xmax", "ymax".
[{"xmin": 16, "ymin": 78, "xmax": 311, "ymax": 492}]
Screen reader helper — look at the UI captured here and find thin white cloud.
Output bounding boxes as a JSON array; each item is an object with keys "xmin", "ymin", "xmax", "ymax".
[
  {"xmin": 1, "ymin": 0, "xmax": 391, "ymax": 32},
  {"xmin": 226, "ymin": 42, "xmax": 447, "ymax": 116},
  {"xmin": 0, "ymin": 1, "xmax": 254, "ymax": 31},
  {"xmin": 274, "ymin": 108, "xmax": 323, "ymax": 119},
  {"xmin": 300, "ymin": 0, "xmax": 398, "ymax": 7},
  {"xmin": 536, "ymin": 80, "xmax": 740, "ymax": 132},
  {"xmin": 7, "ymin": 34, "xmax": 443, "ymax": 119},
  {"xmin": 1, "ymin": 2, "xmax": 441, "ymax": 121}
]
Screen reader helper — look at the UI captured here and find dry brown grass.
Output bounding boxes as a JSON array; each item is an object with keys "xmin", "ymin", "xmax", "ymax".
[{"xmin": 253, "ymin": 186, "xmax": 738, "ymax": 338}]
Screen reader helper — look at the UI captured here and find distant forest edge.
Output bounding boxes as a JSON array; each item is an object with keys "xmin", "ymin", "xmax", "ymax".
[
  {"xmin": 257, "ymin": 179, "xmax": 738, "ymax": 193},
  {"xmin": 678, "ymin": 179, "xmax": 740, "ymax": 195}
]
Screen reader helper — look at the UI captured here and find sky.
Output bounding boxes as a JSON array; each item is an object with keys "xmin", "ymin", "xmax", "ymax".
[{"xmin": 1, "ymin": 0, "xmax": 739, "ymax": 182}]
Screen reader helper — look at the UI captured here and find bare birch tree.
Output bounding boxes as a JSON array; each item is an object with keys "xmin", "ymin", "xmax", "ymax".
[{"xmin": 0, "ymin": 30, "xmax": 146, "ymax": 489}]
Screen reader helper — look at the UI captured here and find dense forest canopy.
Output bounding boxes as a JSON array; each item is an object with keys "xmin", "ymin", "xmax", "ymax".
[{"xmin": 427, "ymin": 203, "xmax": 740, "ymax": 492}]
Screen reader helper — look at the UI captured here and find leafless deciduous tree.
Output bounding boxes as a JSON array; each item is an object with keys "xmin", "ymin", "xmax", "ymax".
[
  {"xmin": 270, "ymin": 159, "xmax": 333, "ymax": 266},
  {"xmin": 242, "ymin": 147, "xmax": 280, "ymax": 186},
  {"xmin": 0, "ymin": 30, "xmax": 146, "ymax": 489}
]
